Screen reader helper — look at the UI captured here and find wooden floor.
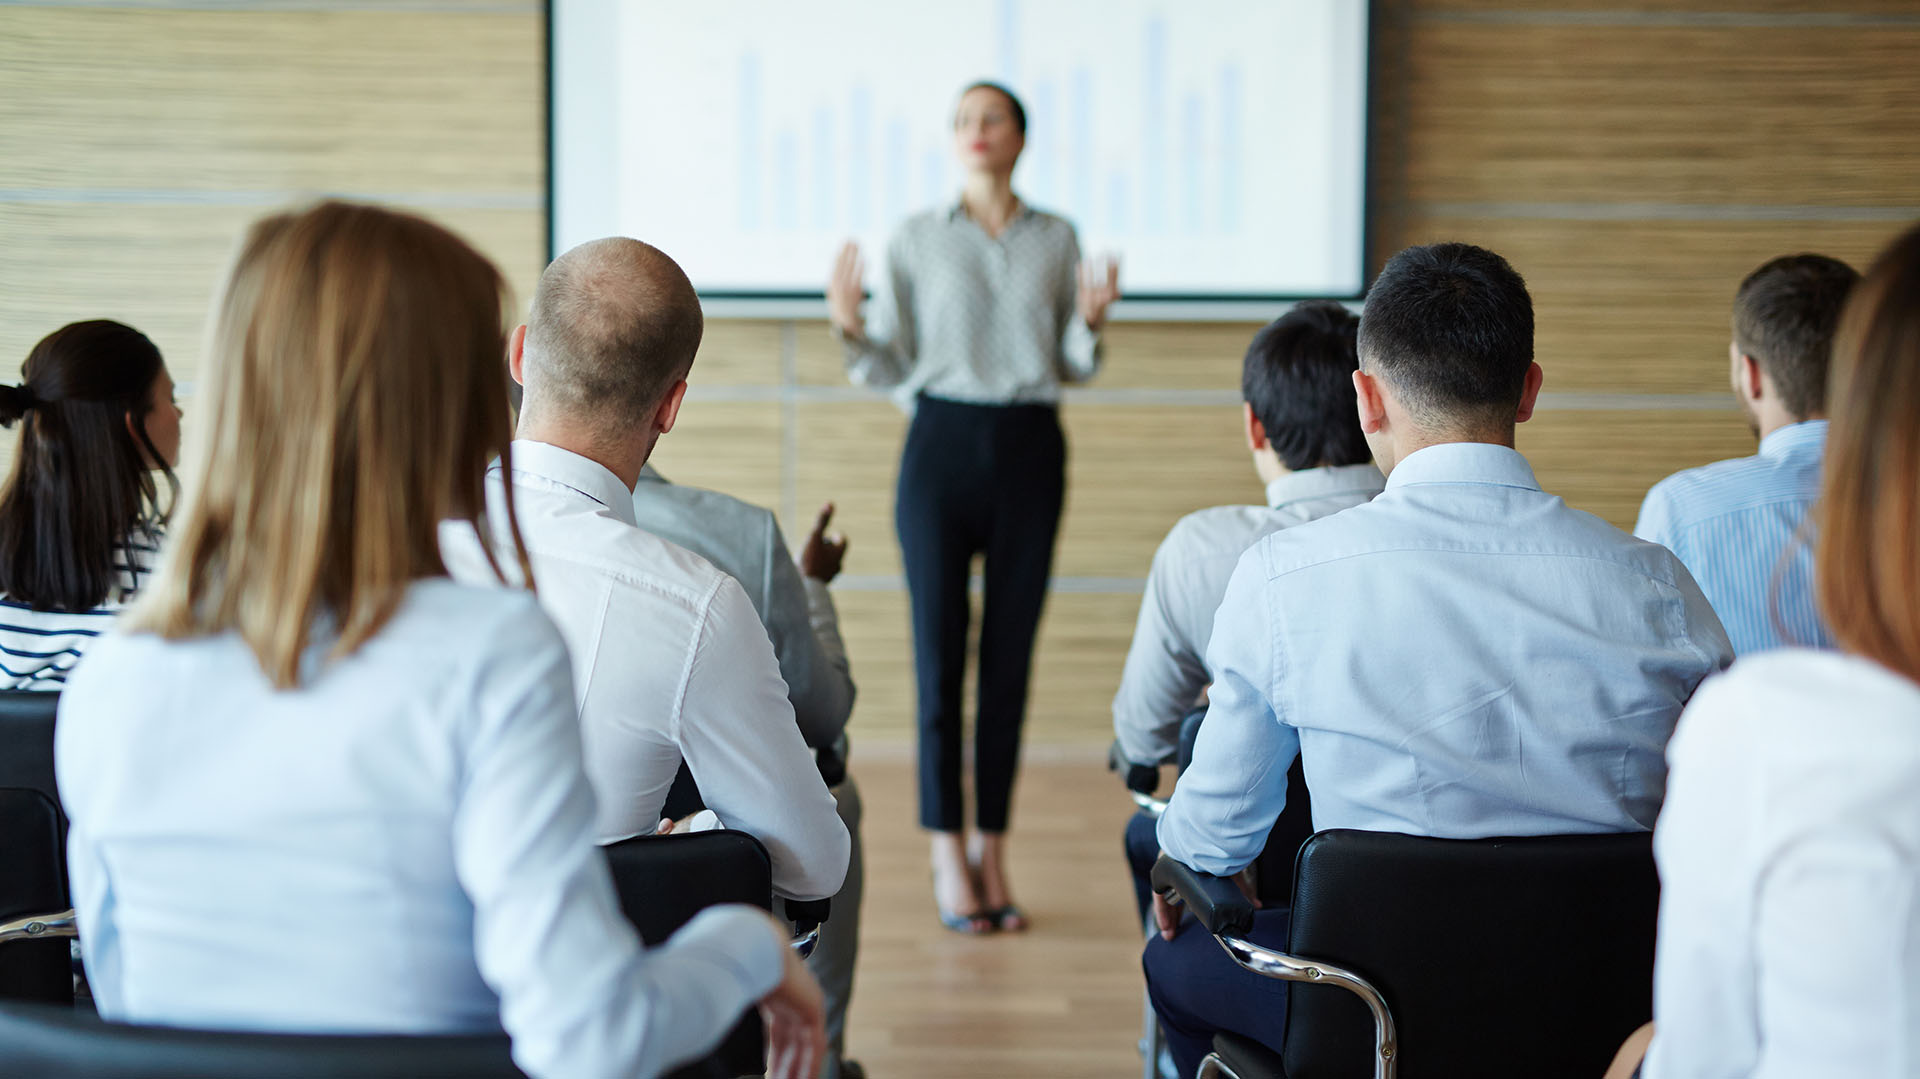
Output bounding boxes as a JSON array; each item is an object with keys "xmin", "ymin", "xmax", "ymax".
[{"xmin": 841, "ymin": 745, "xmax": 1147, "ymax": 1078}]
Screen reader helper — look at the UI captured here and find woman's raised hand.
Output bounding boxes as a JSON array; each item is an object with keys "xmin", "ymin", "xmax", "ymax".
[
  {"xmin": 1077, "ymin": 255, "xmax": 1122, "ymax": 332},
  {"xmin": 827, "ymin": 242, "xmax": 866, "ymax": 339}
]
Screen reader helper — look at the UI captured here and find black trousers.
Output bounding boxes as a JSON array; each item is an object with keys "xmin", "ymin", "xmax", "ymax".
[{"xmin": 896, "ymin": 394, "xmax": 1065, "ymax": 833}]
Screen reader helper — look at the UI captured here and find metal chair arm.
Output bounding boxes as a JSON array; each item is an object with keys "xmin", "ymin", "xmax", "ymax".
[
  {"xmin": 1215, "ymin": 933, "xmax": 1398, "ymax": 1079},
  {"xmin": 0, "ymin": 908, "xmax": 77, "ymax": 945}
]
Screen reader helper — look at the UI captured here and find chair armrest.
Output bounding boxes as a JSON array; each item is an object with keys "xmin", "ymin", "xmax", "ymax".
[
  {"xmin": 1150, "ymin": 855, "xmax": 1254, "ymax": 937},
  {"xmin": 1109, "ymin": 740, "xmax": 1163, "ymax": 796},
  {"xmin": 0, "ymin": 909, "xmax": 77, "ymax": 945}
]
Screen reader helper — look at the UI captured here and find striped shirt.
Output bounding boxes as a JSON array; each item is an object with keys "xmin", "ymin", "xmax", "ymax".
[
  {"xmin": 0, "ymin": 533, "xmax": 161, "ymax": 689},
  {"xmin": 1634, "ymin": 421, "xmax": 1830, "ymax": 656},
  {"xmin": 839, "ymin": 199, "xmax": 1101, "ymax": 408}
]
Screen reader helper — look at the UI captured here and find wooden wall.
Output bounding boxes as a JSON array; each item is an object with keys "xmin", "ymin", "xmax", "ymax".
[{"xmin": 3, "ymin": 2, "xmax": 1915, "ymax": 747}]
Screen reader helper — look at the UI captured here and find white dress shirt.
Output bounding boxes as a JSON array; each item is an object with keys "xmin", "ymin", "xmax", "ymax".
[
  {"xmin": 1646, "ymin": 650, "xmax": 1920, "ymax": 1079},
  {"xmin": 56, "ymin": 580, "xmax": 786, "ymax": 1079},
  {"xmin": 1158, "ymin": 443, "xmax": 1735, "ymax": 876},
  {"xmin": 630, "ymin": 465, "xmax": 854, "ymax": 749},
  {"xmin": 441, "ymin": 441, "xmax": 848, "ymax": 901},
  {"xmin": 840, "ymin": 199, "xmax": 1100, "ymax": 408},
  {"xmin": 1112, "ymin": 464, "xmax": 1384, "ymax": 766}
]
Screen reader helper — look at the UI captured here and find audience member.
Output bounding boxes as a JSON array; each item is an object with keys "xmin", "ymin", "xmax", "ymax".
[
  {"xmin": 1628, "ymin": 221, "xmax": 1920, "ymax": 1079},
  {"xmin": 1635, "ymin": 253, "xmax": 1859, "ymax": 654},
  {"xmin": 630, "ymin": 478, "xmax": 865, "ymax": 1079},
  {"xmin": 55, "ymin": 201, "xmax": 825, "ymax": 1079},
  {"xmin": 1143, "ymin": 242, "xmax": 1734, "ymax": 1076},
  {"xmin": 0, "ymin": 320, "xmax": 179, "ymax": 688},
  {"xmin": 442, "ymin": 235, "xmax": 849, "ymax": 902},
  {"xmin": 1111, "ymin": 300, "xmax": 1382, "ymax": 921}
]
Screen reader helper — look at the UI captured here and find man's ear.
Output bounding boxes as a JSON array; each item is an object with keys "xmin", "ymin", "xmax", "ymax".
[
  {"xmin": 1739, "ymin": 353, "xmax": 1766, "ymax": 402},
  {"xmin": 1513, "ymin": 362, "xmax": 1545, "ymax": 425},
  {"xmin": 1353, "ymin": 369, "xmax": 1388, "ymax": 434},
  {"xmin": 1243, "ymin": 401, "xmax": 1270, "ymax": 452},
  {"xmin": 653, "ymin": 378, "xmax": 690, "ymax": 436},
  {"xmin": 507, "ymin": 324, "xmax": 529, "ymax": 386}
]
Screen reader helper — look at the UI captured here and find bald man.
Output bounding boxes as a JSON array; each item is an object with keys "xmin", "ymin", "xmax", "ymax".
[{"xmin": 442, "ymin": 237, "xmax": 849, "ymax": 904}]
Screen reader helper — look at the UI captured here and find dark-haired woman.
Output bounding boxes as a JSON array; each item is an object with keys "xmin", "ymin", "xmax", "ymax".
[
  {"xmin": 826, "ymin": 81, "xmax": 1121, "ymax": 933},
  {"xmin": 0, "ymin": 320, "xmax": 180, "ymax": 689}
]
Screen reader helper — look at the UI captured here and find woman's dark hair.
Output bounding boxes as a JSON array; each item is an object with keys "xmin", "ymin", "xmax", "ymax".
[
  {"xmin": 0, "ymin": 320, "xmax": 174, "ymax": 612},
  {"xmin": 1243, "ymin": 301, "xmax": 1371, "ymax": 470},
  {"xmin": 957, "ymin": 80, "xmax": 1027, "ymax": 134}
]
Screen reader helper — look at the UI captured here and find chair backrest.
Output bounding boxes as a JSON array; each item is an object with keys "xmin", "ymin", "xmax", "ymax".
[
  {"xmin": 0, "ymin": 692, "xmax": 69, "ymax": 1005},
  {"xmin": 1281, "ymin": 829, "xmax": 1658, "ymax": 1079},
  {"xmin": 603, "ymin": 829, "xmax": 774, "ymax": 1079},
  {"xmin": 0, "ymin": 1000, "xmax": 524, "ymax": 1078}
]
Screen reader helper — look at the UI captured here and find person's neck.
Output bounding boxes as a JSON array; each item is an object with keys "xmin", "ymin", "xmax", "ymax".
[
  {"xmin": 1379, "ymin": 425, "xmax": 1515, "ymax": 476},
  {"xmin": 515, "ymin": 420, "xmax": 647, "ymax": 491},
  {"xmin": 1755, "ymin": 410, "xmax": 1818, "ymax": 443},
  {"xmin": 961, "ymin": 173, "xmax": 1019, "ymax": 234}
]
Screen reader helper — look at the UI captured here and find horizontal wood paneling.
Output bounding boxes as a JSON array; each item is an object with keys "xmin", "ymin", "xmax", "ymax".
[
  {"xmin": 1519, "ymin": 407, "xmax": 1758, "ymax": 529},
  {"xmin": 793, "ymin": 402, "xmax": 910, "ymax": 578},
  {"xmin": 1402, "ymin": 23, "xmax": 1920, "ymax": 205},
  {"xmin": 0, "ymin": 202, "xmax": 545, "ymax": 385},
  {"xmin": 691, "ymin": 319, "xmax": 785, "ymax": 387},
  {"xmin": 0, "ymin": 8, "xmax": 543, "ymax": 194},
  {"xmin": 642, "ymin": 402, "xmax": 785, "ymax": 515},
  {"xmin": 1394, "ymin": 215, "xmax": 1903, "ymax": 394}
]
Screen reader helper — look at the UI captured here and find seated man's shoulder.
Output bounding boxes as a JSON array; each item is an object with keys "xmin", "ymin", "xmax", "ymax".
[
  {"xmin": 1161, "ymin": 503, "xmax": 1274, "ymax": 558},
  {"xmin": 1644, "ymin": 452, "xmax": 1773, "ymax": 516},
  {"xmin": 634, "ymin": 479, "xmax": 773, "ymax": 537}
]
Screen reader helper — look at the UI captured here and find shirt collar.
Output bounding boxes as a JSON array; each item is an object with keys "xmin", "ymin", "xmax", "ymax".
[
  {"xmin": 1757, "ymin": 419, "xmax": 1828, "ymax": 461},
  {"xmin": 1265, "ymin": 463, "xmax": 1387, "ymax": 510},
  {"xmin": 1384, "ymin": 442, "xmax": 1542, "ymax": 493},
  {"xmin": 947, "ymin": 196, "xmax": 1034, "ymax": 225},
  {"xmin": 498, "ymin": 440, "xmax": 639, "ymax": 526}
]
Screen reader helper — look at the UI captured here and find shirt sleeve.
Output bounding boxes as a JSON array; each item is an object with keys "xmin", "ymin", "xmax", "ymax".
[
  {"xmin": 1634, "ymin": 479, "xmax": 1677, "ymax": 548},
  {"xmin": 452, "ymin": 603, "xmax": 786, "ymax": 1079},
  {"xmin": 840, "ymin": 229, "xmax": 916, "ymax": 389},
  {"xmin": 1054, "ymin": 225, "xmax": 1102, "ymax": 384},
  {"xmin": 1155, "ymin": 545, "xmax": 1297, "ymax": 877},
  {"xmin": 674, "ymin": 576, "xmax": 851, "ymax": 901},
  {"xmin": 759, "ymin": 514, "xmax": 855, "ymax": 748},
  {"xmin": 1113, "ymin": 528, "xmax": 1210, "ymax": 767}
]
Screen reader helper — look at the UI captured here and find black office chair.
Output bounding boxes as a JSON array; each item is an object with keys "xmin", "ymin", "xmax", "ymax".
[
  {"xmin": 1152, "ymin": 829, "xmax": 1659, "ymax": 1079},
  {"xmin": 0, "ymin": 691, "xmax": 76, "ymax": 1005}
]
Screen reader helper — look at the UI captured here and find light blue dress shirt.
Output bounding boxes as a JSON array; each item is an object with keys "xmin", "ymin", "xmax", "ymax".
[
  {"xmin": 57, "ymin": 580, "xmax": 785, "ymax": 1079},
  {"xmin": 1634, "ymin": 420, "xmax": 1831, "ymax": 655},
  {"xmin": 1158, "ymin": 443, "xmax": 1734, "ymax": 876}
]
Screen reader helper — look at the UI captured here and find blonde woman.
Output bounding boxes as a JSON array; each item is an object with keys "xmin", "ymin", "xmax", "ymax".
[
  {"xmin": 1607, "ymin": 220, "xmax": 1920, "ymax": 1078},
  {"xmin": 54, "ymin": 202, "xmax": 824, "ymax": 1079}
]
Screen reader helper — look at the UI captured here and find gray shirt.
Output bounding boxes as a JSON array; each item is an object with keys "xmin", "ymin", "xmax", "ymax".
[
  {"xmin": 840, "ymin": 200, "xmax": 1101, "ymax": 407},
  {"xmin": 1112, "ymin": 464, "xmax": 1385, "ymax": 766},
  {"xmin": 631, "ymin": 466, "xmax": 855, "ymax": 749}
]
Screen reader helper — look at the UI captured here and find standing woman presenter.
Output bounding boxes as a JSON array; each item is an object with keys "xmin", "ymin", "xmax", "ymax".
[{"xmin": 827, "ymin": 81, "xmax": 1121, "ymax": 934}]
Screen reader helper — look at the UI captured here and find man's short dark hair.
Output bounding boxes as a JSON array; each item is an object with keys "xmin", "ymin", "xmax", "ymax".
[
  {"xmin": 1732, "ymin": 254, "xmax": 1859, "ymax": 419},
  {"xmin": 1356, "ymin": 243, "xmax": 1534, "ymax": 428},
  {"xmin": 1242, "ymin": 300, "xmax": 1370, "ymax": 471}
]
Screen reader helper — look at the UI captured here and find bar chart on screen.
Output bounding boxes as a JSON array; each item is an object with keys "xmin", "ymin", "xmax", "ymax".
[{"xmin": 553, "ymin": 0, "xmax": 1367, "ymax": 300}]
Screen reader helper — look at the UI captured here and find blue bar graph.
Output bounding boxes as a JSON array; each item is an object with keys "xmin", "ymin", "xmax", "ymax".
[
  {"xmin": 774, "ymin": 131, "xmax": 799, "ymax": 229},
  {"xmin": 848, "ymin": 86, "xmax": 873, "ymax": 230},
  {"xmin": 733, "ymin": 2, "xmax": 1258, "ymax": 245},
  {"xmin": 737, "ymin": 54, "xmax": 761, "ymax": 231},
  {"xmin": 1219, "ymin": 65, "xmax": 1243, "ymax": 233},
  {"xmin": 1141, "ymin": 15, "xmax": 1167, "ymax": 234}
]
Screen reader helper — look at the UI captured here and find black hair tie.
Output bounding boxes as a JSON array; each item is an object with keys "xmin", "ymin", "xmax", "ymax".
[{"xmin": 0, "ymin": 383, "xmax": 39, "ymax": 423}]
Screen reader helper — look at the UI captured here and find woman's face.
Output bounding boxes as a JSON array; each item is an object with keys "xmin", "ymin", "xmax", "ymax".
[
  {"xmin": 140, "ymin": 365, "xmax": 182, "ymax": 468},
  {"xmin": 953, "ymin": 87, "xmax": 1025, "ymax": 176}
]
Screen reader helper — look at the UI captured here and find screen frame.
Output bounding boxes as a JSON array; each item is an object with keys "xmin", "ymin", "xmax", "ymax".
[{"xmin": 543, "ymin": 0, "xmax": 1376, "ymax": 320}]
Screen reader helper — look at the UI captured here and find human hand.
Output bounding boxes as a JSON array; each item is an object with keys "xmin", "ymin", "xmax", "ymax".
[
  {"xmin": 1076, "ymin": 255, "xmax": 1121, "ymax": 331},
  {"xmin": 827, "ymin": 242, "xmax": 866, "ymax": 339},
  {"xmin": 1152, "ymin": 870, "xmax": 1260, "ymax": 941},
  {"xmin": 759, "ymin": 935, "xmax": 827, "ymax": 1079},
  {"xmin": 799, "ymin": 502, "xmax": 848, "ymax": 583}
]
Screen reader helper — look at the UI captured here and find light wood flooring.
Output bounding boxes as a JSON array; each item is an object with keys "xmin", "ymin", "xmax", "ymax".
[{"xmin": 840, "ymin": 745, "xmax": 1147, "ymax": 1078}]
